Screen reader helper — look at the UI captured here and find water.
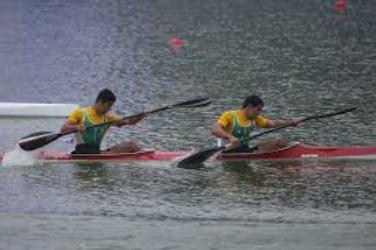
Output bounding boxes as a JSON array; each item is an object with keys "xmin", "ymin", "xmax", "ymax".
[
  {"xmin": 0, "ymin": 0, "xmax": 376, "ymax": 249},
  {"xmin": 1, "ymin": 145, "xmax": 41, "ymax": 167}
]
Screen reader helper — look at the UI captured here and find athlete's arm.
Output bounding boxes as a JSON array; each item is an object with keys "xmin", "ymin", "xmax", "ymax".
[
  {"xmin": 212, "ymin": 122, "xmax": 241, "ymax": 147},
  {"xmin": 113, "ymin": 115, "xmax": 144, "ymax": 127},
  {"xmin": 265, "ymin": 118, "xmax": 301, "ymax": 128},
  {"xmin": 61, "ymin": 120, "xmax": 86, "ymax": 133},
  {"xmin": 61, "ymin": 108, "xmax": 86, "ymax": 133},
  {"xmin": 112, "ymin": 109, "xmax": 151, "ymax": 127}
]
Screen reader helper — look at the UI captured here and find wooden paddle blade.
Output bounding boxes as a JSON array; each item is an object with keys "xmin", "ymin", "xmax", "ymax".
[
  {"xmin": 172, "ymin": 97, "xmax": 211, "ymax": 108},
  {"xmin": 18, "ymin": 133, "xmax": 61, "ymax": 151},
  {"xmin": 176, "ymin": 146, "xmax": 223, "ymax": 169}
]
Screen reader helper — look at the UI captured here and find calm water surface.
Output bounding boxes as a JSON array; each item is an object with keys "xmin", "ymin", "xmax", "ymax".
[{"xmin": 0, "ymin": 0, "xmax": 375, "ymax": 249}]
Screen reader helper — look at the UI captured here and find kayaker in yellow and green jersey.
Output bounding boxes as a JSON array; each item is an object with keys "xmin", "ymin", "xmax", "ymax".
[
  {"xmin": 61, "ymin": 89, "xmax": 147, "ymax": 154},
  {"xmin": 212, "ymin": 95, "xmax": 301, "ymax": 153}
]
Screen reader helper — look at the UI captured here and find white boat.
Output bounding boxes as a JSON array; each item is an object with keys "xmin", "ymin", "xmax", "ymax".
[{"xmin": 0, "ymin": 102, "xmax": 79, "ymax": 117}]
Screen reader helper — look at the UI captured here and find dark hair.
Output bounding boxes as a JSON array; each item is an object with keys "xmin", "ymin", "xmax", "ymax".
[
  {"xmin": 242, "ymin": 95, "xmax": 264, "ymax": 108},
  {"xmin": 95, "ymin": 89, "xmax": 116, "ymax": 103}
]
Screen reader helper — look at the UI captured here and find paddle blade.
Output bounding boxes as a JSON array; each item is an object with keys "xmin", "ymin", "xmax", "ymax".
[
  {"xmin": 176, "ymin": 146, "xmax": 223, "ymax": 169},
  {"xmin": 20, "ymin": 131, "xmax": 54, "ymax": 140},
  {"xmin": 172, "ymin": 97, "xmax": 212, "ymax": 108},
  {"xmin": 18, "ymin": 133, "xmax": 61, "ymax": 151}
]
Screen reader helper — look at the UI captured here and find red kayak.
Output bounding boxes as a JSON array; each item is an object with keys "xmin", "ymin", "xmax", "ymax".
[{"xmin": 2, "ymin": 142, "xmax": 376, "ymax": 163}]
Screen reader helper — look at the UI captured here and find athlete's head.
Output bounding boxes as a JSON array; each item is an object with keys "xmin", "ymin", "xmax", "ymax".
[
  {"xmin": 95, "ymin": 89, "xmax": 116, "ymax": 114},
  {"xmin": 242, "ymin": 95, "xmax": 264, "ymax": 119}
]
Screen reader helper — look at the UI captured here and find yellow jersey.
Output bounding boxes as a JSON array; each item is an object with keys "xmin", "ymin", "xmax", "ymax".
[
  {"xmin": 67, "ymin": 106, "xmax": 120, "ymax": 146},
  {"xmin": 68, "ymin": 106, "xmax": 119, "ymax": 125},
  {"xmin": 217, "ymin": 108, "xmax": 269, "ymax": 135}
]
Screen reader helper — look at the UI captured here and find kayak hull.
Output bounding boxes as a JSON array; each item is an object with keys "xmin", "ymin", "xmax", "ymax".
[
  {"xmin": 2, "ymin": 142, "xmax": 376, "ymax": 163},
  {"xmin": 217, "ymin": 142, "xmax": 376, "ymax": 160},
  {"xmin": 41, "ymin": 149, "xmax": 186, "ymax": 162}
]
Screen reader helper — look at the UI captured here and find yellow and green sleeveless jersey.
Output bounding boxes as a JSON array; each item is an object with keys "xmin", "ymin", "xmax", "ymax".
[
  {"xmin": 67, "ymin": 106, "xmax": 119, "ymax": 147},
  {"xmin": 217, "ymin": 108, "xmax": 269, "ymax": 141}
]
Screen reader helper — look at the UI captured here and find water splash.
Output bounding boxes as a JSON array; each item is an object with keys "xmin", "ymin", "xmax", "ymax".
[{"xmin": 1, "ymin": 145, "xmax": 42, "ymax": 167}]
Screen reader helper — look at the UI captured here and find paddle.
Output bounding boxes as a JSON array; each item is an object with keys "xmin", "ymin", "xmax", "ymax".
[
  {"xmin": 18, "ymin": 97, "xmax": 211, "ymax": 151},
  {"xmin": 177, "ymin": 107, "xmax": 356, "ymax": 169}
]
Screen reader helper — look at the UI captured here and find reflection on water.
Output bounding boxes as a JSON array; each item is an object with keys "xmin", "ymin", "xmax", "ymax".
[{"xmin": 220, "ymin": 159, "xmax": 376, "ymax": 211}]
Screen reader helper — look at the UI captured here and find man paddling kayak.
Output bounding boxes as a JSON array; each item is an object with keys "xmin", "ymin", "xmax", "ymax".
[
  {"xmin": 212, "ymin": 95, "xmax": 301, "ymax": 153},
  {"xmin": 61, "ymin": 89, "xmax": 146, "ymax": 154}
]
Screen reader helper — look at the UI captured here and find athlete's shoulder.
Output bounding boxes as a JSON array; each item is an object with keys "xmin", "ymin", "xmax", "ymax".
[
  {"xmin": 255, "ymin": 114, "xmax": 269, "ymax": 127},
  {"xmin": 68, "ymin": 107, "xmax": 84, "ymax": 122},
  {"xmin": 256, "ymin": 114, "xmax": 268, "ymax": 119},
  {"xmin": 221, "ymin": 109, "xmax": 236, "ymax": 116},
  {"xmin": 217, "ymin": 110, "xmax": 236, "ymax": 126}
]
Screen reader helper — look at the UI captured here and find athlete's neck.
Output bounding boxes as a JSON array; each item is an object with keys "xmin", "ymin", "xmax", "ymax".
[
  {"xmin": 240, "ymin": 107, "xmax": 254, "ymax": 120},
  {"xmin": 92, "ymin": 104, "xmax": 105, "ymax": 116}
]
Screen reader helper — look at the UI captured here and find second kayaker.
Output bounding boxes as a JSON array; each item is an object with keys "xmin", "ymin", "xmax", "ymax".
[{"xmin": 212, "ymin": 95, "xmax": 301, "ymax": 153}]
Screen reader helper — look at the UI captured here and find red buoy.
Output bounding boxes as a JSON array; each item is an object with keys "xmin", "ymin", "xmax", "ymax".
[
  {"xmin": 169, "ymin": 37, "xmax": 184, "ymax": 53},
  {"xmin": 169, "ymin": 37, "xmax": 183, "ymax": 46},
  {"xmin": 335, "ymin": 0, "xmax": 347, "ymax": 12}
]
